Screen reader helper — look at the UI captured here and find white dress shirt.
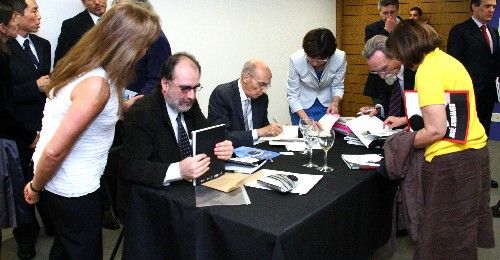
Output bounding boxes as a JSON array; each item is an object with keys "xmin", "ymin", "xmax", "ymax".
[{"xmin": 238, "ymin": 80, "xmax": 259, "ymax": 141}]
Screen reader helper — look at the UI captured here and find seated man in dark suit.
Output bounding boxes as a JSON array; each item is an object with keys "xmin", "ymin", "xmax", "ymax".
[
  {"xmin": 120, "ymin": 52, "xmax": 233, "ymax": 189},
  {"xmin": 54, "ymin": 0, "xmax": 106, "ymax": 65},
  {"xmin": 207, "ymin": 59, "xmax": 282, "ymax": 147},
  {"xmin": 359, "ymin": 35, "xmax": 415, "ymax": 127}
]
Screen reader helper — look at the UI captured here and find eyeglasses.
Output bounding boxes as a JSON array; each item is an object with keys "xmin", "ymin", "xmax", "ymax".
[
  {"xmin": 247, "ymin": 74, "xmax": 271, "ymax": 89},
  {"xmin": 307, "ymin": 56, "xmax": 329, "ymax": 64},
  {"xmin": 369, "ymin": 64, "xmax": 390, "ymax": 75},
  {"xmin": 169, "ymin": 80, "xmax": 203, "ymax": 93}
]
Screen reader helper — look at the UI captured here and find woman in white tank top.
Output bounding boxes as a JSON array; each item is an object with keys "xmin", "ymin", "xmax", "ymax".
[{"xmin": 24, "ymin": 4, "xmax": 160, "ymax": 259}]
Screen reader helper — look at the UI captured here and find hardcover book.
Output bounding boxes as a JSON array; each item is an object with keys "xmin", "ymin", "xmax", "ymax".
[{"xmin": 192, "ymin": 124, "xmax": 226, "ymax": 186}]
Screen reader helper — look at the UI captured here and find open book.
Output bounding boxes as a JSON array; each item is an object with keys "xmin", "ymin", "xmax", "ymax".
[
  {"xmin": 192, "ymin": 124, "xmax": 226, "ymax": 186},
  {"xmin": 341, "ymin": 154, "xmax": 383, "ymax": 170},
  {"xmin": 345, "ymin": 115, "xmax": 401, "ymax": 148}
]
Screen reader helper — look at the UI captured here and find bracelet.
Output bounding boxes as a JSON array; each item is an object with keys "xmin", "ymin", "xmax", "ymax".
[{"xmin": 29, "ymin": 182, "xmax": 43, "ymax": 193}]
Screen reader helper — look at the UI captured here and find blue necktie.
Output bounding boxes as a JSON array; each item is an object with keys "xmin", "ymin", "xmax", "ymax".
[
  {"xmin": 176, "ymin": 113, "xmax": 192, "ymax": 159},
  {"xmin": 23, "ymin": 39, "xmax": 39, "ymax": 69}
]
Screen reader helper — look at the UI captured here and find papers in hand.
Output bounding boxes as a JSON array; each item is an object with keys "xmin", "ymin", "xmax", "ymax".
[
  {"xmin": 259, "ymin": 125, "xmax": 300, "ymax": 142},
  {"xmin": 318, "ymin": 113, "xmax": 340, "ymax": 130},
  {"xmin": 245, "ymin": 169, "xmax": 323, "ymax": 195},
  {"xmin": 345, "ymin": 115, "xmax": 401, "ymax": 148},
  {"xmin": 341, "ymin": 154, "xmax": 383, "ymax": 170}
]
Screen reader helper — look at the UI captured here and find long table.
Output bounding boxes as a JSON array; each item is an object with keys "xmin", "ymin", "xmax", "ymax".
[{"xmin": 122, "ymin": 137, "xmax": 395, "ymax": 259}]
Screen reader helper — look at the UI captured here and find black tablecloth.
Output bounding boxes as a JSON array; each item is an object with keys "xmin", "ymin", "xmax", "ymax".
[{"xmin": 123, "ymin": 137, "xmax": 395, "ymax": 260}]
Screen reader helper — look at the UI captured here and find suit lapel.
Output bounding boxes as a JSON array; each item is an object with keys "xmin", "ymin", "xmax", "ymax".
[
  {"xmin": 466, "ymin": 18, "xmax": 492, "ymax": 53},
  {"xmin": 232, "ymin": 81, "xmax": 246, "ymax": 129},
  {"xmin": 157, "ymin": 90, "xmax": 176, "ymax": 141},
  {"xmin": 31, "ymin": 35, "xmax": 45, "ymax": 71},
  {"xmin": 8, "ymin": 39, "xmax": 38, "ymax": 73}
]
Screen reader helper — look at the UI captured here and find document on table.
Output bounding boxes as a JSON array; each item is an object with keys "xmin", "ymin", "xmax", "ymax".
[
  {"xmin": 259, "ymin": 125, "xmax": 300, "ymax": 142},
  {"xmin": 285, "ymin": 142, "xmax": 320, "ymax": 151},
  {"xmin": 245, "ymin": 169, "xmax": 323, "ymax": 195},
  {"xmin": 318, "ymin": 113, "xmax": 340, "ymax": 130}
]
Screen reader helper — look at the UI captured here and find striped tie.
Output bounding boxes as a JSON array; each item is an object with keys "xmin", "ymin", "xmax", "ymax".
[{"xmin": 388, "ymin": 80, "xmax": 402, "ymax": 117}]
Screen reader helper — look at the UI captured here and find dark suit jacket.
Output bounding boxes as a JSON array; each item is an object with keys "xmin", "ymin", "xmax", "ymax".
[
  {"xmin": 448, "ymin": 18, "xmax": 499, "ymax": 98},
  {"xmin": 6, "ymin": 34, "xmax": 50, "ymax": 132},
  {"xmin": 207, "ymin": 80, "xmax": 270, "ymax": 147},
  {"xmin": 120, "ymin": 88, "xmax": 210, "ymax": 188},
  {"xmin": 127, "ymin": 31, "xmax": 172, "ymax": 95},
  {"xmin": 54, "ymin": 10, "xmax": 94, "ymax": 65},
  {"xmin": 0, "ymin": 52, "xmax": 36, "ymax": 148},
  {"xmin": 448, "ymin": 18, "xmax": 500, "ymax": 134},
  {"xmin": 363, "ymin": 67, "xmax": 415, "ymax": 118},
  {"xmin": 365, "ymin": 19, "xmax": 390, "ymax": 42}
]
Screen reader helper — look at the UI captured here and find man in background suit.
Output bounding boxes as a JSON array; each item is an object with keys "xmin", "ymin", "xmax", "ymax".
[
  {"xmin": 54, "ymin": 0, "xmax": 106, "ymax": 65},
  {"xmin": 208, "ymin": 59, "xmax": 282, "ymax": 148},
  {"xmin": 447, "ymin": 0, "xmax": 499, "ymax": 136},
  {"xmin": 363, "ymin": 1, "xmax": 404, "ymax": 118},
  {"xmin": 359, "ymin": 35, "xmax": 415, "ymax": 125},
  {"xmin": 6, "ymin": 0, "xmax": 51, "ymax": 258},
  {"xmin": 120, "ymin": 52, "xmax": 233, "ymax": 189}
]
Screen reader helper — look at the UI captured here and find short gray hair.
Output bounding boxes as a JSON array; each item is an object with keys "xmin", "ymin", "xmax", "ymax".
[{"xmin": 362, "ymin": 35, "xmax": 391, "ymax": 59}]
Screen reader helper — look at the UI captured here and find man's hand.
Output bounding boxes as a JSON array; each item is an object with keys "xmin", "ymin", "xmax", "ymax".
[
  {"xmin": 257, "ymin": 123, "xmax": 283, "ymax": 137},
  {"xmin": 358, "ymin": 106, "xmax": 379, "ymax": 117},
  {"xmin": 179, "ymin": 154, "xmax": 210, "ymax": 181},
  {"xmin": 384, "ymin": 16, "xmax": 399, "ymax": 33},
  {"xmin": 36, "ymin": 75, "xmax": 50, "ymax": 92},
  {"xmin": 383, "ymin": 116, "xmax": 408, "ymax": 129},
  {"xmin": 123, "ymin": 94, "xmax": 144, "ymax": 112},
  {"xmin": 214, "ymin": 140, "xmax": 233, "ymax": 160}
]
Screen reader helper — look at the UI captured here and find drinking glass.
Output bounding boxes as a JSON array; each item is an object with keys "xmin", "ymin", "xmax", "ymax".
[
  {"xmin": 302, "ymin": 122, "xmax": 319, "ymax": 168},
  {"xmin": 298, "ymin": 118, "xmax": 311, "ymax": 155},
  {"xmin": 317, "ymin": 128, "xmax": 335, "ymax": 172}
]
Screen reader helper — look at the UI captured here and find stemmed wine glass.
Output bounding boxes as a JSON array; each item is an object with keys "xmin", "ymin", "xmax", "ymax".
[
  {"xmin": 302, "ymin": 122, "xmax": 319, "ymax": 168},
  {"xmin": 317, "ymin": 128, "xmax": 335, "ymax": 172},
  {"xmin": 298, "ymin": 118, "xmax": 312, "ymax": 155}
]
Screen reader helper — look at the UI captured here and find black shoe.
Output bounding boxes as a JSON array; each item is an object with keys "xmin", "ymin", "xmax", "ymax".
[
  {"xmin": 103, "ymin": 209, "xmax": 121, "ymax": 230},
  {"xmin": 17, "ymin": 248, "xmax": 36, "ymax": 260},
  {"xmin": 491, "ymin": 180, "xmax": 498, "ymax": 188}
]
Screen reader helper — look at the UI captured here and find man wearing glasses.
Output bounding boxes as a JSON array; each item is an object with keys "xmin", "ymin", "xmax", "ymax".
[
  {"xmin": 120, "ymin": 53, "xmax": 233, "ymax": 189},
  {"xmin": 287, "ymin": 28, "xmax": 346, "ymax": 125},
  {"xmin": 208, "ymin": 59, "xmax": 282, "ymax": 147},
  {"xmin": 360, "ymin": 35, "xmax": 414, "ymax": 125}
]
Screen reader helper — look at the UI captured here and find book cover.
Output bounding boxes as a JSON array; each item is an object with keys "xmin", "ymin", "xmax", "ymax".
[
  {"xmin": 192, "ymin": 124, "xmax": 226, "ymax": 186},
  {"xmin": 404, "ymin": 90, "xmax": 470, "ymax": 144},
  {"xmin": 345, "ymin": 115, "xmax": 401, "ymax": 148}
]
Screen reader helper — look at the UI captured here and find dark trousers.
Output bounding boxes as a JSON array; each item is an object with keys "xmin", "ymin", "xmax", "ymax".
[
  {"xmin": 13, "ymin": 147, "xmax": 52, "ymax": 251},
  {"xmin": 43, "ymin": 189, "xmax": 103, "ymax": 260}
]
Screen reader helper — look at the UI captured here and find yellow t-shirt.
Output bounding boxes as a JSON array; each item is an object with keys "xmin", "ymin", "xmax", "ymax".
[{"xmin": 415, "ymin": 48, "xmax": 487, "ymax": 162}]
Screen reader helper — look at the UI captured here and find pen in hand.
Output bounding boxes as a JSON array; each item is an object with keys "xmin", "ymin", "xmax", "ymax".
[{"xmin": 356, "ymin": 108, "xmax": 375, "ymax": 116}]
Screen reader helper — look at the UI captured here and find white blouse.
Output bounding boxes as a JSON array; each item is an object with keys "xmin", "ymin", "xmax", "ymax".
[{"xmin": 32, "ymin": 67, "xmax": 119, "ymax": 197}]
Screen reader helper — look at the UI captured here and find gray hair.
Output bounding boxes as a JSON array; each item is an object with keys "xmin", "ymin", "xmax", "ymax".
[
  {"xmin": 241, "ymin": 59, "xmax": 258, "ymax": 76},
  {"xmin": 362, "ymin": 35, "xmax": 391, "ymax": 59}
]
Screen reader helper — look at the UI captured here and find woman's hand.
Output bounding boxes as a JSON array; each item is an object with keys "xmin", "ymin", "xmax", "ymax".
[{"xmin": 383, "ymin": 116, "xmax": 408, "ymax": 129}]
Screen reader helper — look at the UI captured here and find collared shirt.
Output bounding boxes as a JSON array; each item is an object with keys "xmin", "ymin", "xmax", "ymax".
[
  {"xmin": 88, "ymin": 11, "xmax": 100, "ymax": 24},
  {"xmin": 471, "ymin": 16, "xmax": 493, "ymax": 53},
  {"xmin": 162, "ymin": 103, "xmax": 189, "ymax": 186},
  {"xmin": 15, "ymin": 34, "xmax": 39, "ymax": 61},
  {"xmin": 238, "ymin": 80, "xmax": 258, "ymax": 141}
]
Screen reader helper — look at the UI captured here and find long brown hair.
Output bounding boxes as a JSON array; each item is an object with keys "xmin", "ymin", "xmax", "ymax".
[{"xmin": 49, "ymin": 3, "xmax": 160, "ymax": 106}]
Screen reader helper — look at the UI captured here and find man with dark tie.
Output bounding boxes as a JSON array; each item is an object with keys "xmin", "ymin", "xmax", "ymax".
[
  {"xmin": 207, "ymin": 59, "xmax": 282, "ymax": 148},
  {"xmin": 54, "ymin": 0, "xmax": 106, "ymax": 65},
  {"xmin": 359, "ymin": 35, "xmax": 415, "ymax": 126},
  {"xmin": 6, "ymin": 0, "xmax": 51, "ymax": 258},
  {"xmin": 120, "ymin": 52, "xmax": 233, "ymax": 189},
  {"xmin": 447, "ymin": 0, "xmax": 499, "ymax": 136}
]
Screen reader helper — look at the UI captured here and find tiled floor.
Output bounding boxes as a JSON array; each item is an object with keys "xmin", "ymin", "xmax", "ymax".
[{"xmin": 2, "ymin": 141, "xmax": 500, "ymax": 259}]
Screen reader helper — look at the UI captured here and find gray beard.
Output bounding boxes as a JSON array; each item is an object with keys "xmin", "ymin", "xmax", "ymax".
[{"xmin": 384, "ymin": 74, "xmax": 397, "ymax": 85}]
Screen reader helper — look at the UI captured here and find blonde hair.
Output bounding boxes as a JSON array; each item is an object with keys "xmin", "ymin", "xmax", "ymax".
[{"xmin": 49, "ymin": 3, "xmax": 160, "ymax": 109}]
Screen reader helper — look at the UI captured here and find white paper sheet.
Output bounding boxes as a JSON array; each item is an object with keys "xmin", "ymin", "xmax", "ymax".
[
  {"xmin": 245, "ymin": 169, "xmax": 323, "ymax": 195},
  {"xmin": 259, "ymin": 125, "xmax": 299, "ymax": 141}
]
